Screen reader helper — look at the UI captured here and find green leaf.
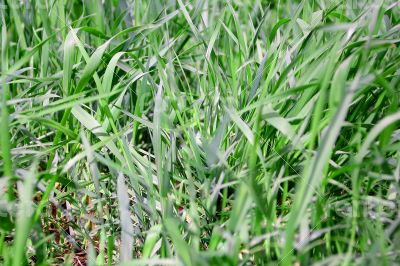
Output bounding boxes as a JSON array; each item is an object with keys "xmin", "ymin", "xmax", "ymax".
[
  {"xmin": 164, "ymin": 218, "xmax": 193, "ymax": 266},
  {"xmin": 226, "ymin": 107, "xmax": 255, "ymax": 145}
]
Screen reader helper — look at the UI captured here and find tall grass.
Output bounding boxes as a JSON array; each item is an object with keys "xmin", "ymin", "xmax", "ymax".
[{"xmin": 0, "ymin": 0, "xmax": 399, "ymax": 265}]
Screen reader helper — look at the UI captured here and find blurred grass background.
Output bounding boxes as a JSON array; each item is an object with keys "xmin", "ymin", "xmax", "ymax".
[{"xmin": 0, "ymin": 0, "xmax": 400, "ymax": 265}]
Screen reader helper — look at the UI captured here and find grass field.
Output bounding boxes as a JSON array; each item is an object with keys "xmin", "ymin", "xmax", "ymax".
[{"xmin": 0, "ymin": 0, "xmax": 400, "ymax": 265}]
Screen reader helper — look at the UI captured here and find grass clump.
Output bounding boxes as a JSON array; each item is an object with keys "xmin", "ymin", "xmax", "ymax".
[{"xmin": 0, "ymin": 0, "xmax": 400, "ymax": 265}]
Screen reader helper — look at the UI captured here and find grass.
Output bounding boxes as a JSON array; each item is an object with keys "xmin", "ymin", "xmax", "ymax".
[{"xmin": 0, "ymin": 0, "xmax": 399, "ymax": 265}]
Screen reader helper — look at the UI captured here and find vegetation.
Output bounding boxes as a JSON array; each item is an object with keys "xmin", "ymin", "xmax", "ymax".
[{"xmin": 0, "ymin": 0, "xmax": 399, "ymax": 265}]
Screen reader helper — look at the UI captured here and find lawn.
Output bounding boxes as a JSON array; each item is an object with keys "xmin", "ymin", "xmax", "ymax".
[{"xmin": 0, "ymin": 0, "xmax": 399, "ymax": 265}]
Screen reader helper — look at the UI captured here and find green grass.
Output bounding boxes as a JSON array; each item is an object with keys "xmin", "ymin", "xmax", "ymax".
[{"xmin": 0, "ymin": 0, "xmax": 399, "ymax": 265}]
